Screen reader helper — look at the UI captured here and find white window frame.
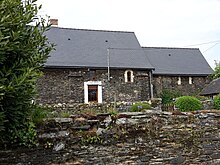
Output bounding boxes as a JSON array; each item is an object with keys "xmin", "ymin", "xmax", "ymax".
[
  {"xmin": 124, "ymin": 70, "xmax": 134, "ymax": 83},
  {"xmin": 84, "ymin": 81, "xmax": 102, "ymax": 103},
  {"xmin": 189, "ymin": 77, "xmax": 193, "ymax": 84},
  {"xmin": 177, "ymin": 77, "xmax": 181, "ymax": 85}
]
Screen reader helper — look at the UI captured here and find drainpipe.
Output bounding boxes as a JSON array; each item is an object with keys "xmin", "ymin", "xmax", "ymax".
[
  {"xmin": 107, "ymin": 48, "xmax": 110, "ymax": 81},
  {"xmin": 149, "ymin": 70, "xmax": 153, "ymax": 99},
  {"xmin": 107, "ymin": 48, "xmax": 111, "ymax": 103}
]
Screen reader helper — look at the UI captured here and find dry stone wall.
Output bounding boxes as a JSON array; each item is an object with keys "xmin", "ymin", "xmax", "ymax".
[{"xmin": 1, "ymin": 110, "xmax": 220, "ymax": 164}]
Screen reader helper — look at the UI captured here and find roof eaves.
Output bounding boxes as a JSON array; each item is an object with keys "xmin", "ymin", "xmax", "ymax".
[
  {"xmin": 152, "ymin": 73, "xmax": 211, "ymax": 76},
  {"xmin": 44, "ymin": 65, "xmax": 154, "ymax": 70}
]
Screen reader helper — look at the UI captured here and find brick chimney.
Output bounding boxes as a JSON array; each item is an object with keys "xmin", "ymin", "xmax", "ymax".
[{"xmin": 50, "ymin": 19, "xmax": 58, "ymax": 26}]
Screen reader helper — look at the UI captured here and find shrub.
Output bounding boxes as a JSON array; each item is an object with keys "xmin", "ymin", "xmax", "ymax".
[
  {"xmin": 130, "ymin": 102, "xmax": 151, "ymax": 112},
  {"xmin": 0, "ymin": 112, "xmax": 5, "ymax": 141},
  {"xmin": 160, "ymin": 89, "xmax": 181, "ymax": 104},
  {"xmin": 175, "ymin": 96, "xmax": 202, "ymax": 112},
  {"xmin": 214, "ymin": 94, "xmax": 220, "ymax": 110},
  {"xmin": 9, "ymin": 121, "xmax": 37, "ymax": 148},
  {"xmin": 0, "ymin": 0, "xmax": 53, "ymax": 146}
]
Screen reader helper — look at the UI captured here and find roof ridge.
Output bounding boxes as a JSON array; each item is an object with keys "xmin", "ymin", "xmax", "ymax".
[
  {"xmin": 51, "ymin": 26, "xmax": 134, "ymax": 34},
  {"xmin": 142, "ymin": 46, "xmax": 199, "ymax": 50}
]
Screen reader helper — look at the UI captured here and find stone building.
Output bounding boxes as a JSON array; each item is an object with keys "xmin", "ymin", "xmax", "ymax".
[
  {"xmin": 200, "ymin": 78, "xmax": 220, "ymax": 98},
  {"xmin": 37, "ymin": 27, "xmax": 154, "ymax": 104},
  {"xmin": 143, "ymin": 47, "xmax": 213, "ymax": 97},
  {"xmin": 37, "ymin": 26, "xmax": 213, "ymax": 104}
]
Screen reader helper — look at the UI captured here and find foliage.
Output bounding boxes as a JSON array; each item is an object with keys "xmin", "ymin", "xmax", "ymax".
[
  {"xmin": 31, "ymin": 105, "xmax": 48, "ymax": 125},
  {"xmin": 107, "ymin": 107, "xmax": 118, "ymax": 116},
  {"xmin": 0, "ymin": 0, "xmax": 53, "ymax": 146},
  {"xmin": 160, "ymin": 89, "xmax": 181, "ymax": 104},
  {"xmin": 60, "ymin": 112, "xmax": 71, "ymax": 118},
  {"xmin": 195, "ymin": 95, "xmax": 209, "ymax": 101},
  {"xmin": 175, "ymin": 96, "xmax": 202, "ymax": 112},
  {"xmin": 81, "ymin": 135, "xmax": 102, "ymax": 144},
  {"xmin": 130, "ymin": 102, "xmax": 151, "ymax": 112},
  {"xmin": 212, "ymin": 60, "xmax": 220, "ymax": 79},
  {"xmin": 0, "ymin": 112, "xmax": 5, "ymax": 137},
  {"xmin": 214, "ymin": 94, "xmax": 220, "ymax": 110},
  {"xmin": 9, "ymin": 121, "xmax": 37, "ymax": 147}
]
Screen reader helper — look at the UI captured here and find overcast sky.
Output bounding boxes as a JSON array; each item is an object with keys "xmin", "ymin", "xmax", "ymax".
[{"xmin": 37, "ymin": 0, "xmax": 220, "ymax": 68}]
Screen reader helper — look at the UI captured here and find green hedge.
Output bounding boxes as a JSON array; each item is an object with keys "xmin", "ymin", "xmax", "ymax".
[{"xmin": 175, "ymin": 96, "xmax": 202, "ymax": 112}]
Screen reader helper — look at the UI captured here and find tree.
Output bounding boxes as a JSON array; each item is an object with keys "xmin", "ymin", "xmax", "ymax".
[
  {"xmin": 212, "ymin": 60, "xmax": 220, "ymax": 79},
  {"xmin": 0, "ymin": 0, "xmax": 53, "ymax": 146}
]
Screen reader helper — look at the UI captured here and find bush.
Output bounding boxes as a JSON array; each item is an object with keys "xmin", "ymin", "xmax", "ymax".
[
  {"xmin": 9, "ymin": 121, "xmax": 37, "ymax": 148},
  {"xmin": 175, "ymin": 96, "xmax": 202, "ymax": 112},
  {"xmin": 130, "ymin": 102, "xmax": 151, "ymax": 112},
  {"xmin": 160, "ymin": 89, "xmax": 181, "ymax": 104},
  {"xmin": 214, "ymin": 94, "xmax": 220, "ymax": 110},
  {"xmin": 0, "ymin": 112, "xmax": 5, "ymax": 141},
  {"xmin": 0, "ymin": 0, "xmax": 53, "ymax": 147}
]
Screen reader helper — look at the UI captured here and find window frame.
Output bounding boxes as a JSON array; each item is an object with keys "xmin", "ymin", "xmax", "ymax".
[
  {"xmin": 124, "ymin": 70, "xmax": 134, "ymax": 83},
  {"xmin": 189, "ymin": 77, "xmax": 193, "ymax": 84},
  {"xmin": 177, "ymin": 76, "xmax": 181, "ymax": 85}
]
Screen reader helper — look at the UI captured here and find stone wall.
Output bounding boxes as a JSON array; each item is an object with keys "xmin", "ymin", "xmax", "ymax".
[
  {"xmin": 1, "ymin": 110, "xmax": 220, "ymax": 164},
  {"xmin": 152, "ymin": 75, "xmax": 210, "ymax": 97},
  {"xmin": 40, "ymin": 98, "xmax": 214, "ymax": 115},
  {"xmin": 37, "ymin": 68, "xmax": 151, "ymax": 104}
]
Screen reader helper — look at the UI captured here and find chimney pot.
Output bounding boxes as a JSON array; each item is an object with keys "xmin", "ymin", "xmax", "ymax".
[{"xmin": 50, "ymin": 19, "xmax": 58, "ymax": 26}]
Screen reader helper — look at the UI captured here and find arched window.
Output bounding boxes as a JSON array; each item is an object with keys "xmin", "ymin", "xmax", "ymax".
[
  {"xmin": 127, "ymin": 71, "xmax": 131, "ymax": 82},
  {"xmin": 124, "ymin": 70, "xmax": 134, "ymax": 83}
]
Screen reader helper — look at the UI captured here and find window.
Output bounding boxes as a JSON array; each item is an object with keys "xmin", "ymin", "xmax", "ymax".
[
  {"xmin": 127, "ymin": 71, "xmax": 131, "ymax": 82},
  {"xmin": 84, "ymin": 81, "xmax": 102, "ymax": 103},
  {"xmin": 177, "ymin": 77, "xmax": 181, "ymax": 85},
  {"xmin": 88, "ymin": 85, "xmax": 98, "ymax": 102},
  {"xmin": 189, "ymin": 77, "xmax": 193, "ymax": 84},
  {"xmin": 124, "ymin": 70, "xmax": 134, "ymax": 83}
]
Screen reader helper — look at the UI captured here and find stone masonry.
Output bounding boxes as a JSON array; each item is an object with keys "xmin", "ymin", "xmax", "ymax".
[
  {"xmin": 37, "ymin": 68, "xmax": 151, "ymax": 104},
  {"xmin": 152, "ymin": 75, "xmax": 210, "ymax": 97},
  {"xmin": 1, "ymin": 110, "xmax": 220, "ymax": 164}
]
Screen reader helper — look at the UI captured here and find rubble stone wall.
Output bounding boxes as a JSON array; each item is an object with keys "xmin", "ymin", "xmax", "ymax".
[
  {"xmin": 152, "ymin": 75, "xmax": 211, "ymax": 97},
  {"xmin": 37, "ymin": 68, "xmax": 151, "ymax": 104},
  {"xmin": 1, "ymin": 110, "xmax": 220, "ymax": 164}
]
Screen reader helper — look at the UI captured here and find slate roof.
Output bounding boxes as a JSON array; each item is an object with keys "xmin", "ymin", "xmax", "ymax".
[
  {"xmin": 142, "ymin": 47, "xmax": 213, "ymax": 76},
  {"xmin": 200, "ymin": 78, "xmax": 220, "ymax": 96},
  {"xmin": 45, "ymin": 27, "xmax": 154, "ymax": 70}
]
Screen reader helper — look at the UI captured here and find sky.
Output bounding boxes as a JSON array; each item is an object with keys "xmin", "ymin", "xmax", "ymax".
[{"xmin": 37, "ymin": 0, "xmax": 220, "ymax": 69}]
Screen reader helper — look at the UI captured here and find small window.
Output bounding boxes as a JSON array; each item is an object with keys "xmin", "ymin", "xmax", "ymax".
[
  {"xmin": 124, "ymin": 70, "xmax": 134, "ymax": 83},
  {"xmin": 189, "ymin": 77, "xmax": 193, "ymax": 84},
  {"xmin": 177, "ymin": 77, "xmax": 181, "ymax": 85},
  {"xmin": 88, "ymin": 85, "xmax": 98, "ymax": 102},
  {"xmin": 127, "ymin": 71, "xmax": 131, "ymax": 82}
]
